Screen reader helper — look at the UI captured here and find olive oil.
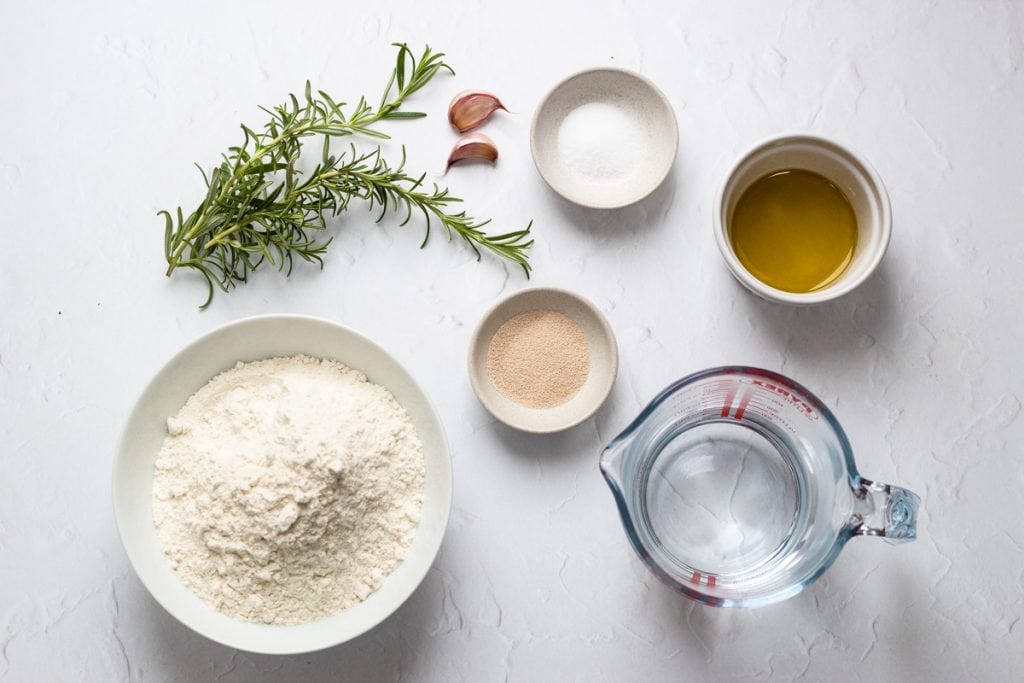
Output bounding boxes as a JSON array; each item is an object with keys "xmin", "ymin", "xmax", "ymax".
[{"xmin": 730, "ymin": 169, "xmax": 857, "ymax": 293}]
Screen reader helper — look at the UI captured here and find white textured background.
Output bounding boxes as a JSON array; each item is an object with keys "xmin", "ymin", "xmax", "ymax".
[{"xmin": 2, "ymin": 0, "xmax": 1023, "ymax": 680}]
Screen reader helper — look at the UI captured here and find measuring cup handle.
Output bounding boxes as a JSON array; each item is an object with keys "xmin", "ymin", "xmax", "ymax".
[{"xmin": 850, "ymin": 478, "xmax": 921, "ymax": 544}]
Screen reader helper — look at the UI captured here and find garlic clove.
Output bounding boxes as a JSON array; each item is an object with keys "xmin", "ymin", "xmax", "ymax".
[
  {"xmin": 446, "ymin": 133, "xmax": 499, "ymax": 171},
  {"xmin": 448, "ymin": 91, "xmax": 508, "ymax": 133}
]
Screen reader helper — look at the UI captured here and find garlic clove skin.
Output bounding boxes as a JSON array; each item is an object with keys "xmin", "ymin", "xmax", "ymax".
[
  {"xmin": 448, "ymin": 91, "xmax": 508, "ymax": 133},
  {"xmin": 446, "ymin": 133, "xmax": 499, "ymax": 171}
]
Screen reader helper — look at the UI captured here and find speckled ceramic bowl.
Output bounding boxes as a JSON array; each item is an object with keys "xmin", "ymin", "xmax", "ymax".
[
  {"xmin": 531, "ymin": 68, "xmax": 678, "ymax": 209},
  {"xmin": 113, "ymin": 315, "xmax": 452, "ymax": 654},
  {"xmin": 468, "ymin": 287, "xmax": 618, "ymax": 433}
]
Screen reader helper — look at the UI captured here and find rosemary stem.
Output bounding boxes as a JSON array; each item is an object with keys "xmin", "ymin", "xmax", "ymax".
[
  {"xmin": 160, "ymin": 43, "xmax": 531, "ymax": 308},
  {"xmin": 168, "ymin": 113, "xmax": 396, "ymax": 269}
]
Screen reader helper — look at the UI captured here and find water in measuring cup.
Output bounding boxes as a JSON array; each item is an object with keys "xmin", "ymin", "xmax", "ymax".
[{"xmin": 644, "ymin": 419, "xmax": 808, "ymax": 578}]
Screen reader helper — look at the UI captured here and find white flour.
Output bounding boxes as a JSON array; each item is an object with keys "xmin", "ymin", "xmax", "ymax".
[{"xmin": 152, "ymin": 355, "xmax": 424, "ymax": 625}]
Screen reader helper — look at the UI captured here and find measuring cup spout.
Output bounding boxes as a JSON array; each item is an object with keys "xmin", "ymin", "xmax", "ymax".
[
  {"xmin": 849, "ymin": 478, "xmax": 921, "ymax": 544},
  {"xmin": 599, "ymin": 437, "xmax": 630, "ymax": 492},
  {"xmin": 600, "ymin": 436, "xmax": 639, "ymax": 544}
]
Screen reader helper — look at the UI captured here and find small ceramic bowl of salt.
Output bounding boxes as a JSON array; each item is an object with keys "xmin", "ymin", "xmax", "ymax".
[{"xmin": 531, "ymin": 68, "xmax": 678, "ymax": 209}]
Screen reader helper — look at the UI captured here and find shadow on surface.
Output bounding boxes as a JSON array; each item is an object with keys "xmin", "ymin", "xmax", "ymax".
[
  {"xmin": 146, "ymin": 547, "xmax": 447, "ymax": 682},
  {"xmin": 549, "ymin": 172, "xmax": 678, "ymax": 240},
  {"xmin": 733, "ymin": 259, "xmax": 900, "ymax": 367},
  {"xmin": 633, "ymin": 535, "xmax": 933, "ymax": 675},
  {"xmin": 488, "ymin": 384, "xmax": 624, "ymax": 463}
]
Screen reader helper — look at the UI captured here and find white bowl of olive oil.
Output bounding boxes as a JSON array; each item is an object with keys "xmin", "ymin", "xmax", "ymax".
[{"xmin": 714, "ymin": 134, "xmax": 891, "ymax": 305}]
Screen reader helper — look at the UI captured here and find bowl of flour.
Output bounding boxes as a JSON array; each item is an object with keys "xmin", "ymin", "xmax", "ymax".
[{"xmin": 113, "ymin": 315, "xmax": 451, "ymax": 654}]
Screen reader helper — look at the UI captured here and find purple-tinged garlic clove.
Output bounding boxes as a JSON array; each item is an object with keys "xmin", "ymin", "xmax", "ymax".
[
  {"xmin": 445, "ymin": 133, "xmax": 499, "ymax": 171},
  {"xmin": 448, "ymin": 91, "xmax": 508, "ymax": 133}
]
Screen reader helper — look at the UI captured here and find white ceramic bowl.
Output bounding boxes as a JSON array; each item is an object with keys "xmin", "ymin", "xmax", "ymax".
[
  {"xmin": 531, "ymin": 68, "xmax": 678, "ymax": 209},
  {"xmin": 468, "ymin": 287, "xmax": 618, "ymax": 433},
  {"xmin": 714, "ymin": 133, "xmax": 892, "ymax": 304},
  {"xmin": 113, "ymin": 314, "xmax": 452, "ymax": 654}
]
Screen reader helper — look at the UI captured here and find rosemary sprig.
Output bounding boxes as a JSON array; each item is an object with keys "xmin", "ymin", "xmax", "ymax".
[{"xmin": 161, "ymin": 43, "xmax": 533, "ymax": 308}]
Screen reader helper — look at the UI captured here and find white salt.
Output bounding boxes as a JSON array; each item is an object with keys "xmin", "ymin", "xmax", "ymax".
[{"xmin": 557, "ymin": 102, "xmax": 644, "ymax": 182}]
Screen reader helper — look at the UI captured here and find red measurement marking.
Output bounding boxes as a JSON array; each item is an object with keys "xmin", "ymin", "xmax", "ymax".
[
  {"xmin": 734, "ymin": 391, "xmax": 752, "ymax": 420},
  {"xmin": 691, "ymin": 571, "xmax": 702, "ymax": 584},
  {"xmin": 707, "ymin": 575, "xmax": 716, "ymax": 588},
  {"xmin": 720, "ymin": 385, "xmax": 736, "ymax": 417},
  {"xmin": 745, "ymin": 379, "xmax": 817, "ymax": 418}
]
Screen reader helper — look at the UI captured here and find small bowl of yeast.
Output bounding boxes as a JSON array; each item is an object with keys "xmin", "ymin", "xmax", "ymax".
[{"xmin": 468, "ymin": 287, "xmax": 618, "ymax": 433}]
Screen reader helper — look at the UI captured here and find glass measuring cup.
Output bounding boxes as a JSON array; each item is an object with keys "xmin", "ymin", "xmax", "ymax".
[{"xmin": 600, "ymin": 367, "xmax": 920, "ymax": 608}]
